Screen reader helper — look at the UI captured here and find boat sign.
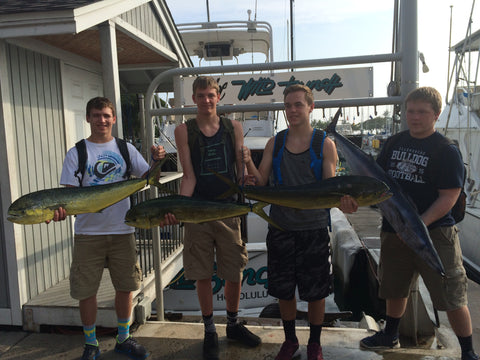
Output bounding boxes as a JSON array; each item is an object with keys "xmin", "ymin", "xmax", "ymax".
[{"xmin": 181, "ymin": 67, "xmax": 373, "ymax": 105}]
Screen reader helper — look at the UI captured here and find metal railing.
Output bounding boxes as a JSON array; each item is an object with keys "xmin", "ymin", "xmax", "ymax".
[{"xmin": 131, "ymin": 177, "xmax": 183, "ymax": 278}]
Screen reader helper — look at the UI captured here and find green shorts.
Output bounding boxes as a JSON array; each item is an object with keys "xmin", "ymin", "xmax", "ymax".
[
  {"xmin": 69, "ymin": 233, "xmax": 142, "ymax": 300},
  {"xmin": 378, "ymin": 226, "xmax": 467, "ymax": 311},
  {"xmin": 183, "ymin": 217, "xmax": 248, "ymax": 282}
]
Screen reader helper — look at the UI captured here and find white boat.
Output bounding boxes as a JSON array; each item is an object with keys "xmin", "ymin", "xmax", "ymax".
[{"xmin": 436, "ymin": 21, "xmax": 480, "ymax": 282}]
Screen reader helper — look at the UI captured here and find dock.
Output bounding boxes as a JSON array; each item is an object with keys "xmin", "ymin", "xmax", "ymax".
[{"xmin": 1, "ymin": 207, "xmax": 479, "ymax": 359}]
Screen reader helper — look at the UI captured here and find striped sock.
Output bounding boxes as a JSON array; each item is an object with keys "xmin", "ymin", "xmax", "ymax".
[
  {"xmin": 83, "ymin": 324, "xmax": 98, "ymax": 346},
  {"xmin": 117, "ymin": 318, "xmax": 131, "ymax": 343}
]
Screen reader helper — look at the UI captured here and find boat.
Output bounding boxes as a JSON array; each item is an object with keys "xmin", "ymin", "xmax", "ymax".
[{"xmin": 436, "ymin": 5, "xmax": 480, "ymax": 283}]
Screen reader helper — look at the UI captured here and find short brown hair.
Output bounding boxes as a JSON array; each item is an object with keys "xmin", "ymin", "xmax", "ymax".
[
  {"xmin": 86, "ymin": 97, "xmax": 116, "ymax": 117},
  {"xmin": 405, "ymin": 87, "xmax": 442, "ymax": 115},
  {"xmin": 284, "ymin": 84, "xmax": 314, "ymax": 105},
  {"xmin": 192, "ymin": 76, "xmax": 220, "ymax": 95}
]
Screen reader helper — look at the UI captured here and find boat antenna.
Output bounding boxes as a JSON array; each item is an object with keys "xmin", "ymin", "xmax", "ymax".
[
  {"xmin": 206, "ymin": 0, "xmax": 210, "ymax": 22},
  {"xmin": 446, "ymin": 5, "xmax": 453, "ymax": 103}
]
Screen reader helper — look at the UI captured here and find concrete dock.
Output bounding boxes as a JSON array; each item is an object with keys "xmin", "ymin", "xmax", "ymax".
[
  {"xmin": 1, "ymin": 207, "xmax": 478, "ymax": 359},
  {"xmin": 0, "ymin": 318, "xmax": 465, "ymax": 359}
]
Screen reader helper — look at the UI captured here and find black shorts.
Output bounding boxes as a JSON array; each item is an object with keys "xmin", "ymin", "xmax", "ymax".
[{"xmin": 266, "ymin": 227, "xmax": 333, "ymax": 302}]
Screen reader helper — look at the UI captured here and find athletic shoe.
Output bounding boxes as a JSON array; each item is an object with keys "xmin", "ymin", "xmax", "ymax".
[
  {"xmin": 463, "ymin": 350, "xmax": 480, "ymax": 360},
  {"xmin": 307, "ymin": 342, "xmax": 324, "ymax": 360},
  {"xmin": 81, "ymin": 343, "xmax": 100, "ymax": 360},
  {"xmin": 360, "ymin": 330, "xmax": 400, "ymax": 349},
  {"xmin": 226, "ymin": 322, "xmax": 261, "ymax": 347},
  {"xmin": 275, "ymin": 339, "xmax": 300, "ymax": 360},
  {"xmin": 114, "ymin": 335, "xmax": 149, "ymax": 359},
  {"xmin": 203, "ymin": 332, "xmax": 219, "ymax": 360}
]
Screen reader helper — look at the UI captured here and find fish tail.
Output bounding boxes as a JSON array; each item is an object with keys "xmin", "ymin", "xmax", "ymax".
[
  {"xmin": 146, "ymin": 157, "xmax": 167, "ymax": 186},
  {"xmin": 209, "ymin": 170, "xmax": 242, "ymax": 199},
  {"xmin": 147, "ymin": 158, "xmax": 175, "ymax": 195},
  {"xmin": 251, "ymin": 201, "xmax": 284, "ymax": 231},
  {"xmin": 325, "ymin": 108, "xmax": 342, "ymax": 134}
]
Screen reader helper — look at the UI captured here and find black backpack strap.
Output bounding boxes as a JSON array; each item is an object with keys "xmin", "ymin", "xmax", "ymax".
[
  {"xmin": 74, "ymin": 139, "xmax": 87, "ymax": 187},
  {"xmin": 220, "ymin": 117, "xmax": 235, "ymax": 150},
  {"xmin": 115, "ymin": 137, "xmax": 131, "ymax": 179}
]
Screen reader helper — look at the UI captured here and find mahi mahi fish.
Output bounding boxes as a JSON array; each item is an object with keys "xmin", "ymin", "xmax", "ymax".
[
  {"xmin": 124, "ymin": 195, "xmax": 281, "ymax": 230},
  {"xmin": 218, "ymin": 174, "xmax": 392, "ymax": 209},
  {"xmin": 7, "ymin": 159, "xmax": 166, "ymax": 225},
  {"xmin": 326, "ymin": 108, "xmax": 445, "ymax": 276}
]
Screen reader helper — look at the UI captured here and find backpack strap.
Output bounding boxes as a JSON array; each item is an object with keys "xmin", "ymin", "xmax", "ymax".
[
  {"xmin": 115, "ymin": 137, "xmax": 132, "ymax": 179},
  {"xmin": 272, "ymin": 129, "xmax": 288, "ymax": 185},
  {"xmin": 309, "ymin": 128, "xmax": 326, "ymax": 180},
  {"xmin": 220, "ymin": 116, "xmax": 235, "ymax": 150},
  {"xmin": 74, "ymin": 139, "xmax": 87, "ymax": 187}
]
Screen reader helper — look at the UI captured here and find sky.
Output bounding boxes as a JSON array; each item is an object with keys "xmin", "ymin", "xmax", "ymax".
[{"xmin": 165, "ymin": 0, "xmax": 476, "ymax": 119}]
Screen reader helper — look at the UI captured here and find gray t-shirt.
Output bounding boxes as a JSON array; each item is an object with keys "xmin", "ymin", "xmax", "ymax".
[{"xmin": 269, "ymin": 148, "xmax": 330, "ymax": 231}]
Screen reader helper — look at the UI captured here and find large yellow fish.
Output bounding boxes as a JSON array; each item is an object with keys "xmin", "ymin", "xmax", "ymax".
[
  {"xmin": 7, "ymin": 159, "xmax": 165, "ymax": 225},
  {"xmin": 125, "ymin": 195, "xmax": 281, "ymax": 230}
]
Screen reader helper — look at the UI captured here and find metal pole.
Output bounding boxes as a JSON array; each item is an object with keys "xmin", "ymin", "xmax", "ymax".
[{"xmin": 399, "ymin": 0, "xmax": 419, "ymax": 131}]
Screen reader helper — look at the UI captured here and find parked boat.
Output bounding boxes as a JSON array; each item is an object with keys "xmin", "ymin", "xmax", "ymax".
[{"xmin": 436, "ymin": 12, "xmax": 480, "ymax": 282}]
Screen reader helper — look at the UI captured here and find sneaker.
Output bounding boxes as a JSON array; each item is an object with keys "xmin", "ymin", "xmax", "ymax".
[
  {"xmin": 463, "ymin": 350, "xmax": 480, "ymax": 360},
  {"xmin": 203, "ymin": 332, "xmax": 219, "ymax": 360},
  {"xmin": 226, "ymin": 322, "xmax": 261, "ymax": 347},
  {"xmin": 360, "ymin": 330, "xmax": 400, "ymax": 350},
  {"xmin": 81, "ymin": 343, "xmax": 100, "ymax": 360},
  {"xmin": 307, "ymin": 342, "xmax": 323, "ymax": 360},
  {"xmin": 275, "ymin": 339, "xmax": 299, "ymax": 360},
  {"xmin": 114, "ymin": 335, "xmax": 149, "ymax": 360}
]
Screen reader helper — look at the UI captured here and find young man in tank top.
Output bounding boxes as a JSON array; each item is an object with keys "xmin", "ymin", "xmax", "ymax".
[
  {"xmin": 243, "ymin": 84, "xmax": 358, "ymax": 360},
  {"xmin": 166, "ymin": 76, "xmax": 261, "ymax": 360}
]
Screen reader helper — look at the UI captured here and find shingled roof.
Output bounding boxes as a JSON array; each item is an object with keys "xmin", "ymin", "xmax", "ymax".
[{"xmin": 0, "ymin": 1, "xmax": 101, "ymax": 14}]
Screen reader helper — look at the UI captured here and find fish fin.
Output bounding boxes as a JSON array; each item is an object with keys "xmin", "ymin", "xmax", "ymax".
[
  {"xmin": 208, "ymin": 169, "xmax": 242, "ymax": 199},
  {"xmin": 325, "ymin": 108, "xmax": 342, "ymax": 134},
  {"xmin": 251, "ymin": 201, "xmax": 284, "ymax": 231}
]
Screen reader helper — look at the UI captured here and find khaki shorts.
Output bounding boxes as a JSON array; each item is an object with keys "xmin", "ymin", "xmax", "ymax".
[
  {"xmin": 378, "ymin": 226, "xmax": 467, "ymax": 311},
  {"xmin": 183, "ymin": 217, "xmax": 248, "ymax": 282},
  {"xmin": 70, "ymin": 233, "xmax": 142, "ymax": 300}
]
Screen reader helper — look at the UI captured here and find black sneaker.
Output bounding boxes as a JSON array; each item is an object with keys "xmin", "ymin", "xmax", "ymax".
[
  {"xmin": 463, "ymin": 350, "xmax": 480, "ymax": 360},
  {"xmin": 114, "ymin": 336, "xmax": 149, "ymax": 360},
  {"xmin": 203, "ymin": 332, "xmax": 219, "ymax": 360},
  {"xmin": 360, "ymin": 330, "xmax": 400, "ymax": 350},
  {"xmin": 226, "ymin": 322, "xmax": 261, "ymax": 347},
  {"xmin": 81, "ymin": 343, "xmax": 100, "ymax": 360}
]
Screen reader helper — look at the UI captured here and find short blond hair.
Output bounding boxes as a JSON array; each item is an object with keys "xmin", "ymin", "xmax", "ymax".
[{"xmin": 405, "ymin": 87, "xmax": 442, "ymax": 115}]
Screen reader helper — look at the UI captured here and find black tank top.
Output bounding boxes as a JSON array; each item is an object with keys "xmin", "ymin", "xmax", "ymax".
[{"xmin": 190, "ymin": 120, "xmax": 237, "ymax": 200}]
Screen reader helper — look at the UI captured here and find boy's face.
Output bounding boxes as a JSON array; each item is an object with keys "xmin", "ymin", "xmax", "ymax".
[
  {"xmin": 87, "ymin": 106, "xmax": 116, "ymax": 136},
  {"xmin": 192, "ymin": 86, "xmax": 220, "ymax": 116},
  {"xmin": 406, "ymin": 100, "xmax": 439, "ymax": 139},
  {"xmin": 284, "ymin": 91, "xmax": 314, "ymax": 126}
]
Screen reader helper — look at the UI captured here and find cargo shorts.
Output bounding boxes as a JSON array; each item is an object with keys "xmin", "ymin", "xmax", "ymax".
[
  {"xmin": 183, "ymin": 217, "xmax": 248, "ymax": 283},
  {"xmin": 70, "ymin": 233, "xmax": 142, "ymax": 300},
  {"xmin": 266, "ymin": 227, "xmax": 333, "ymax": 302},
  {"xmin": 378, "ymin": 226, "xmax": 467, "ymax": 311}
]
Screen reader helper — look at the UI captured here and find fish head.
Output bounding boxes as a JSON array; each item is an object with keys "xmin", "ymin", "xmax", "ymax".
[
  {"xmin": 124, "ymin": 208, "xmax": 151, "ymax": 229},
  {"xmin": 7, "ymin": 205, "xmax": 50, "ymax": 224}
]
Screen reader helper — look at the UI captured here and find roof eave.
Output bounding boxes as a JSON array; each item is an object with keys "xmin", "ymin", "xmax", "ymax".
[{"xmin": 0, "ymin": 0, "xmax": 151, "ymax": 38}]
